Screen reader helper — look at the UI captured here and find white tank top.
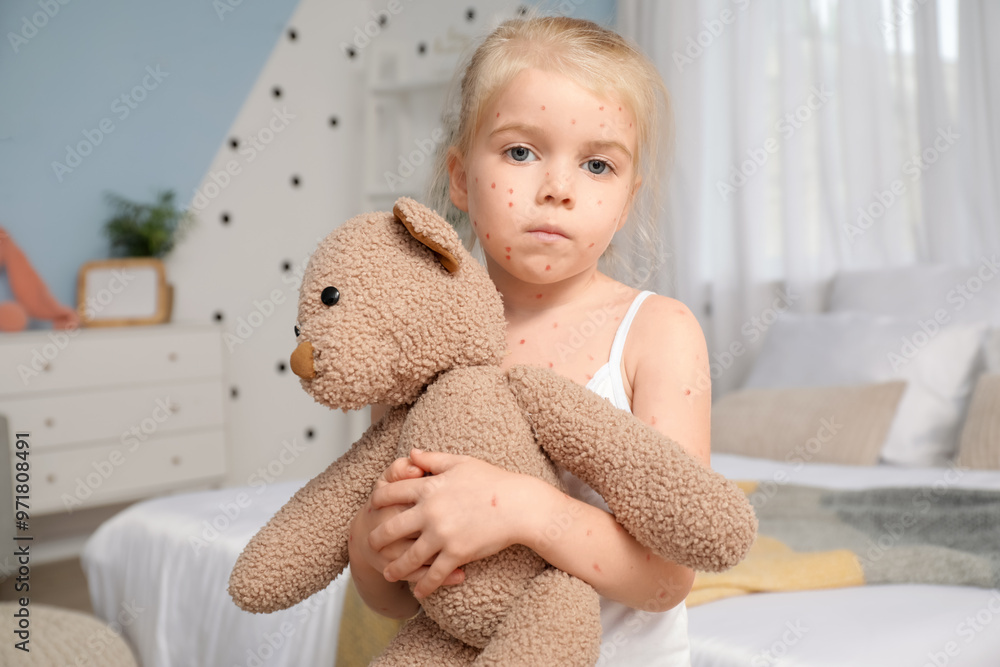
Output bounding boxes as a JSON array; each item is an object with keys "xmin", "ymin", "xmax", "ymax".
[{"xmin": 558, "ymin": 290, "xmax": 692, "ymax": 667}]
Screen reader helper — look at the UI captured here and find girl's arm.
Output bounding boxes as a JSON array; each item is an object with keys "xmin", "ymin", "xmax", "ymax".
[{"xmin": 370, "ymin": 298, "xmax": 714, "ymax": 611}]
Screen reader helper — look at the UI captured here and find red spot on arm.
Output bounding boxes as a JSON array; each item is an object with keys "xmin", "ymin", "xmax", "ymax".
[
  {"xmin": 508, "ymin": 202, "xmax": 514, "ymax": 207},
  {"xmin": 552, "ymin": 322, "xmax": 558, "ymax": 328},
  {"xmin": 486, "ymin": 233, "xmax": 490, "ymax": 239},
  {"xmin": 650, "ymin": 415, "xmax": 657, "ymax": 425},
  {"xmin": 545, "ymin": 265, "xmax": 551, "ymax": 270},
  {"xmin": 548, "ymin": 362, "xmax": 554, "ymax": 368},
  {"xmin": 618, "ymin": 106, "xmax": 622, "ymax": 111},
  {"xmin": 684, "ymin": 389, "xmax": 691, "ymax": 396},
  {"xmin": 491, "ymin": 182, "xmax": 496, "ymax": 189},
  {"xmin": 600, "ymin": 123, "xmax": 605, "ymax": 127},
  {"xmin": 541, "ymin": 105, "xmax": 546, "ymax": 110},
  {"xmin": 571, "ymin": 119, "xmax": 576, "ymax": 124},
  {"xmin": 508, "ymin": 188, "xmax": 513, "ymax": 194},
  {"xmin": 536, "ymin": 294, "xmax": 543, "ymax": 299},
  {"xmin": 599, "ymin": 106, "xmax": 604, "ymax": 111},
  {"xmin": 588, "ymin": 355, "xmax": 594, "ymax": 361},
  {"xmin": 586, "ymin": 529, "xmax": 593, "ymax": 536},
  {"xmin": 520, "ymin": 339, "xmax": 526, "ymax": 344},
  {"xmin": 597, "ymin": 200, "xmax": 602, "ymax": 205},
  {"xmin": 491, "ymin": 495, "xmax": 497, "ymax": 507},
  {"xmin": 593, "ymin": 563, "xmax": 602, "ymax": 573},
  {"xmin": 496, "ymin": 112, "xmax": 500, "ymax": 117},
  {"xmin": 646, "ymin": 553, "xmax": 651, "ymax": 561}
]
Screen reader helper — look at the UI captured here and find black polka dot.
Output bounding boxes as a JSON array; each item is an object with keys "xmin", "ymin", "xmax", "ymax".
[
  {"xmin": 229, "ymin": 137, "xmax": 239, "ymax": 149},
  {"xmin": 291, "ymin": 175, "xmax": 301, "ymax": 187},
  {"xmin": 287, "ymin": 28, "xmax": 297, "ymax": 41},
  {"xmin": 378, "ymin": 14, "xmax": 388, "ymax": 26},
  {"xmin": 466, "ymin": 8, "xmax": 475, "ymax": 21},
  {"xmin": 517, "ymin": 5, "xmax": 528, "ymax": 16},
  {"xmin": 277, "ymin": 361, "xmax": 287, "ymax": 373},
  {"xmin": 213, "ymin": 310, "xmax": 224, "ymax": 322},
  {"xmin": 417, "ymin": 42, "xmax": 427, "ymax": 55},
  {"xmin": 221, "ymin": 212, "xmax": 231, "ymax": 224},
  {"xmin": 346, "ymin": 46, "xmax": 356, "ymax": 59},
  {"xmin": 282, "ymin": 260, "xmax": 292, "ymax": 272},
  {"xmin": 305, "ymin": 428, "xmax": 315, "ymax": 440},
  {"xmin": 230, "ymin": 386, "xmax": 239, "ymax": 399},
  {"xmin": 329, "ymin": 116, "xmax": 339, "ymax": 127},
  {"xmin": 272, "ymin": 86, "xmax": 282, "ymax": 98}
]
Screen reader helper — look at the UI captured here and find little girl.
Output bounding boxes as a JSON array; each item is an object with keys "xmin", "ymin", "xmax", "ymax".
[{"xmin": 348, "ymin": 15, "xmax": 710, "ymax": 666}]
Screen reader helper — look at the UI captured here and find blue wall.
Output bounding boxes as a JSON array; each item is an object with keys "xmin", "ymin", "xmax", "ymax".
[
  {"xmin": 0, "ymin": 0, "xmax": 299, "ymax": 327},
  {"xmin": 0, "ymin": 0, "xmax": 615, "ymax": 329}
]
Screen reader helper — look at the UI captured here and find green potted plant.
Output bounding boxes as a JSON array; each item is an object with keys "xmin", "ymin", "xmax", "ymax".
[{"xmin": 83, "ymin": 189, "xmax": 197, "ymax": 325}]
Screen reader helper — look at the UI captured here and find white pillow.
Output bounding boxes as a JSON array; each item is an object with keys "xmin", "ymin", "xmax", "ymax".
[
  {"xmin": 827, "ymin": 261, "xmax": 1000, "ymax": 371},
  {"xmin": 743, "ymin": 311, "xmax": 987, "ymax": 467}
]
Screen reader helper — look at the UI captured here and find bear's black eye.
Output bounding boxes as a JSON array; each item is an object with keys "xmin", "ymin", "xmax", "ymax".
[
  {"xmin": 321, "ymin": 286, "xmax": 340, "ymax": 306},
  {"xmin": 294, "ymin": 325, "xmax": 300, "ymax": 337}
]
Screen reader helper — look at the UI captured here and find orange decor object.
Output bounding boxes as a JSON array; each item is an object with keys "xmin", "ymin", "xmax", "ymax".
[{"xmin": 0, "ymin": 226, "xmax": 79, "ymax": 332}]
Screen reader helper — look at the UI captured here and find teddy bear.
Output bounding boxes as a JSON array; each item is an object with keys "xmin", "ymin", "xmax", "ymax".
[{"xmin": 228, "ymin": 197, "xmax": 757, "ymax": 666}]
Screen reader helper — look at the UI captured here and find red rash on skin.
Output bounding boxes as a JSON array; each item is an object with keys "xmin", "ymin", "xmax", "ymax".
[
  {"xmin": 491, "ymin": 495, "xmax": 498, "ymax": 507},
  {"xmin": 496, "ymin": 112, "xmax": 500, "ymax": 117},
  {"xmin": 520, "ymin": 339, "xmax": 526, "ymax": 344},
  {"xmin": 506, "ymin": 255, "xmax": 510, "ymax": 260},
  {"xmin": 588, "ymin": 355, "xmax": 594, "ymax": 361},
  {"xmin": 508, "ymin": 202, "xmax": 513, "ymax": 207},
  {"xmin": 541, "ymin": 105, "xmax": 546, "ymax": 110},
  {"xmin": 486, "ymin": 233, "xmax": 490, "ymax": 239},
  {"xmin": 545, "ymin": 265, "xmax": 551, "ymax": 270},
  {"xmin": 552, "ymin": 322, "xmax": 558, "ymax": 328},
  {"xmin": 588, "ymin": 243, "xmax": 595, "ymax": 248},
  {"xmin": 491, "ymin": 182, "xmax": 496, "ymax": 189},
  {"xmin": 593, "ymin": 563, "xmax": 602, "ymax": 573},
  {"xmin": 548, "ymin": 362, "xmax": 554, "ymax": 368},
  {"xmin": 599, "ymin": 106, "xmax": 604, "ymax": 110},
  {"xmin": 586, "ymin": 529, "xmax": 593, "ymax": 536},
  {"xmin": 597, "ymin": 200, "xmax": 602, "ymax": 205},
  {"xmin": 646, "ymin": 554, "xmax": 651, "ymax": 561},
  {"xmin": 571, "ymin": 119, "xmax": 576, "ymax": 124},
  {"xmin": 536, "ymin": 294, "xmax": 543, "ymax": 299},
  {"xmin": 684, "ymin": 389, "xmax": 691, "ymax": 396},
  {"xmin": 650, "ymin": 416, "xmax": 657, "ymax": 426}
]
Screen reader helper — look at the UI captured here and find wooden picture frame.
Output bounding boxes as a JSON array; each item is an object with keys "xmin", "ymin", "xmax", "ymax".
[{"xmin": 77, "ymin": 258, "xmax": 171, "ymax": 327}]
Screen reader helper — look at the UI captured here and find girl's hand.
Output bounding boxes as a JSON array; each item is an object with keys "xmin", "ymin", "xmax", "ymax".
[
  {"xmin": 368, "ymin": 448, "xmax": 540, "ymax": 599},
  {"xmin": 349, "ymin": 456, "xmax": 466, "ymax": 587}
]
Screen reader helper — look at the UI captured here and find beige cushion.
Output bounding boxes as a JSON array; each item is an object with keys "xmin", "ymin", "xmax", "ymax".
[
  {"xmin": 956, "ymin": 374, "xmax": 1000, "ymax": 469},
  {"xmin": 0, "ymin": 602, "xmax": 137, "ymax": 666},
  {"xmin": 712, "ymin": 382, "xmax": 907, "ymax": 465}
]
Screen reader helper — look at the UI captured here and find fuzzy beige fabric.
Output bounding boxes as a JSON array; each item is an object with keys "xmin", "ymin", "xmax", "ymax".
[
  {"xmin": 712, "ymin": 382, "xmax": 907, "ymax": 466},
  {"xmin": 956, "ymin": 374, "xmax": 1000, "ymax": 469},
  {"xmin": 0, "ymin": 602, "xmax": 138, "ymax": 666},
  {"xmin": 228, "ymin": 197, "xmax": 757, "ymax": 666}
]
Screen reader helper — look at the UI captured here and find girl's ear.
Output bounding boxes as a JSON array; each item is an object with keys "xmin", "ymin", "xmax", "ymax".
[{"xmin": 447, "ymin": 147, "xmax": 470, "ymax": 212}]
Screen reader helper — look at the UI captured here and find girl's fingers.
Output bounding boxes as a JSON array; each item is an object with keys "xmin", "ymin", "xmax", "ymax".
[
  {"xmin": 382, "ymin": 457, "xmax": 425, "ymax": 484},
  {"xmin": 370, "ymin": 478, "xmax": 427, "ymax": 509},
  {"xmin": 413, "ymin": 553, "xmax": 461, "ymax": 600},
  {"xmin": 408, "ymin": 449, "xmax": 467, "ymax": 475},
  {"xmin": 368, "ymin": 509, "xmax": 422, "ymax": 552},
  {"xmin": 383, "ymin": 536, "xmax": 438, "ymax": 583}
]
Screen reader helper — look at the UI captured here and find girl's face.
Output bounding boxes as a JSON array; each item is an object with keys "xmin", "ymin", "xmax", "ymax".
[{"xmin": 448, "ymin": 68, "xmax": 639, "ymax": 288}]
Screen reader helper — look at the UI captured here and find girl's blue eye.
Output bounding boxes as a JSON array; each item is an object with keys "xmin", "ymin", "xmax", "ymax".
[
  {"xmin": 507, "ymin": 146, "xmax": 536, "ymax": 162},
  {"xmin": 586, "ymin": 159, "xmax": 609, "ymax": 175}
]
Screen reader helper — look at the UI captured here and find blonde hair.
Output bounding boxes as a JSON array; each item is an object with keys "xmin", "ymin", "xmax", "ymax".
[{"xmin": 426, "ymin": 13, "xmax": 674, "ymax": 288}]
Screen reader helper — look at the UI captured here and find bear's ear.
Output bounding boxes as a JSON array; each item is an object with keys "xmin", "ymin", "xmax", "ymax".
[{"xmin": 392, "ymin": 197, "xmax": 461, "ymax": 274}]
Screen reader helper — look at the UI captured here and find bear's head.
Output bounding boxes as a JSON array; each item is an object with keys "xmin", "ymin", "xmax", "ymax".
[{"xmin": 289, "ymin": 197, "xmax": 507, "ymax": 411}]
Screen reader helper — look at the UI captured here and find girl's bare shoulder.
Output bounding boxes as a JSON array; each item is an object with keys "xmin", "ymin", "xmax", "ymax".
[{"xmin": 624, "ymin": 294, "xmax": 709, "ymax": 394}]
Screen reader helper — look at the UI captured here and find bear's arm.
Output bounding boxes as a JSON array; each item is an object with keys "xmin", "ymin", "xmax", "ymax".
[
  {"xmin": 505, "ymin": 365, "xmax": 756, "ymax": 572},
  {"xmin": 228, "ymin": 405, "xmax": 408, "ymax": 613}
]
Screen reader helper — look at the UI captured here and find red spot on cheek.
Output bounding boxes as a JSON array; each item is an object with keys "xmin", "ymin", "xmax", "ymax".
[
  {"xmin": 508, "ymin": 202, "xmax": 513, "ymax": 207},
  {"xmin": 600, "ymin": 123, "xmax": 605, "ymax": 128},
  {"xmin": 588, "ymin": 242, "xmax": 595, "ymax": 248},
  {"xmin": 505, "ymin": 246, "xmax": 511, "ymax": 251},
  {"xmin": 619, "ymin": 106, "xmax": 622, "ymax": 111},
  {"xmin": 541, "ymin": 105, "xmax": 546, "ymax": 110},
  {"xmin": 496, "ymin": 112, "xmax": 500, "ymax": 118},
  {"xmin": 545, "ymin": 265, "xmax": 551, "ymax": 270},
  {"xmin": 505, "ymin": 255, "xmax": 510, "ymax": 260},
  {"xmin": 486, "ymin": 233, "xmax": 490, "ymax": 239}
]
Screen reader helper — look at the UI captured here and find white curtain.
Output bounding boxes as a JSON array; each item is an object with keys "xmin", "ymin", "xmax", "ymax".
[{"xmin": 619, "ymin": 0, "xmax": 1000, "ymax": 396}]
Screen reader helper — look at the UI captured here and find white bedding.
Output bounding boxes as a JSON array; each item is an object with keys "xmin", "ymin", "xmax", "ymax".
[
  {"xmin": 82, "ymin": 455, "xmax": 1000, "ymax": 667},
  {"xmin": 688, "ymin": 454, "xmax": 1000, "ymax": 667},
  {"xmin": 82, "ymin": 480, "xmax": 349, "ymax": 667}
]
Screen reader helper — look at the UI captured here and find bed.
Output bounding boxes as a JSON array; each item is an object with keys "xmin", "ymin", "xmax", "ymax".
[{"xmin": 82, "ymin": 263, "xmax": 1000, "ymax": 666}]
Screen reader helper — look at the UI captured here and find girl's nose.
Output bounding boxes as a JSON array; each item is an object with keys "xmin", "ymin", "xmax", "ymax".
[{"xmin": 537, "ymin": 167, "xmax": 575, "ymax": 209}]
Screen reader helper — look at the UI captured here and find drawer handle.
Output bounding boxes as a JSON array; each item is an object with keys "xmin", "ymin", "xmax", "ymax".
[
  {"xmin": 171, "ymin": 456, "xmax": 182, "ymax": 466},
  {"xmin": 46, "ymin": 474, "xmax": 56, "ymax": 484},
  {"xmin": 44, "ymin": 417, "xmax": 55, "ymax": 428}
]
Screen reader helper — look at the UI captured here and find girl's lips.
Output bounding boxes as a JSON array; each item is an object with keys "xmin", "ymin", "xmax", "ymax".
[{"xmin": 527, "ymin": 229, "xmax": 568, "ymax": 241}]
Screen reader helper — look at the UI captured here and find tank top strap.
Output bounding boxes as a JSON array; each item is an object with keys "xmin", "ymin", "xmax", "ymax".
[{"xmin": 607, "ymin": 290, "xmax": 655, "ymax": 409}]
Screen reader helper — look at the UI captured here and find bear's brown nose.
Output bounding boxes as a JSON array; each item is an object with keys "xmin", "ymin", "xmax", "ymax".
[{"xmin": 290, "ymin": 341, "xmax": 315, "ymax": 379}]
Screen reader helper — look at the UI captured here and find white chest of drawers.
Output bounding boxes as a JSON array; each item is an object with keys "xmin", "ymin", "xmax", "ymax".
[{"xmin": 0, "ymin": 324, "xmax": 228, "ymax": 527}]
